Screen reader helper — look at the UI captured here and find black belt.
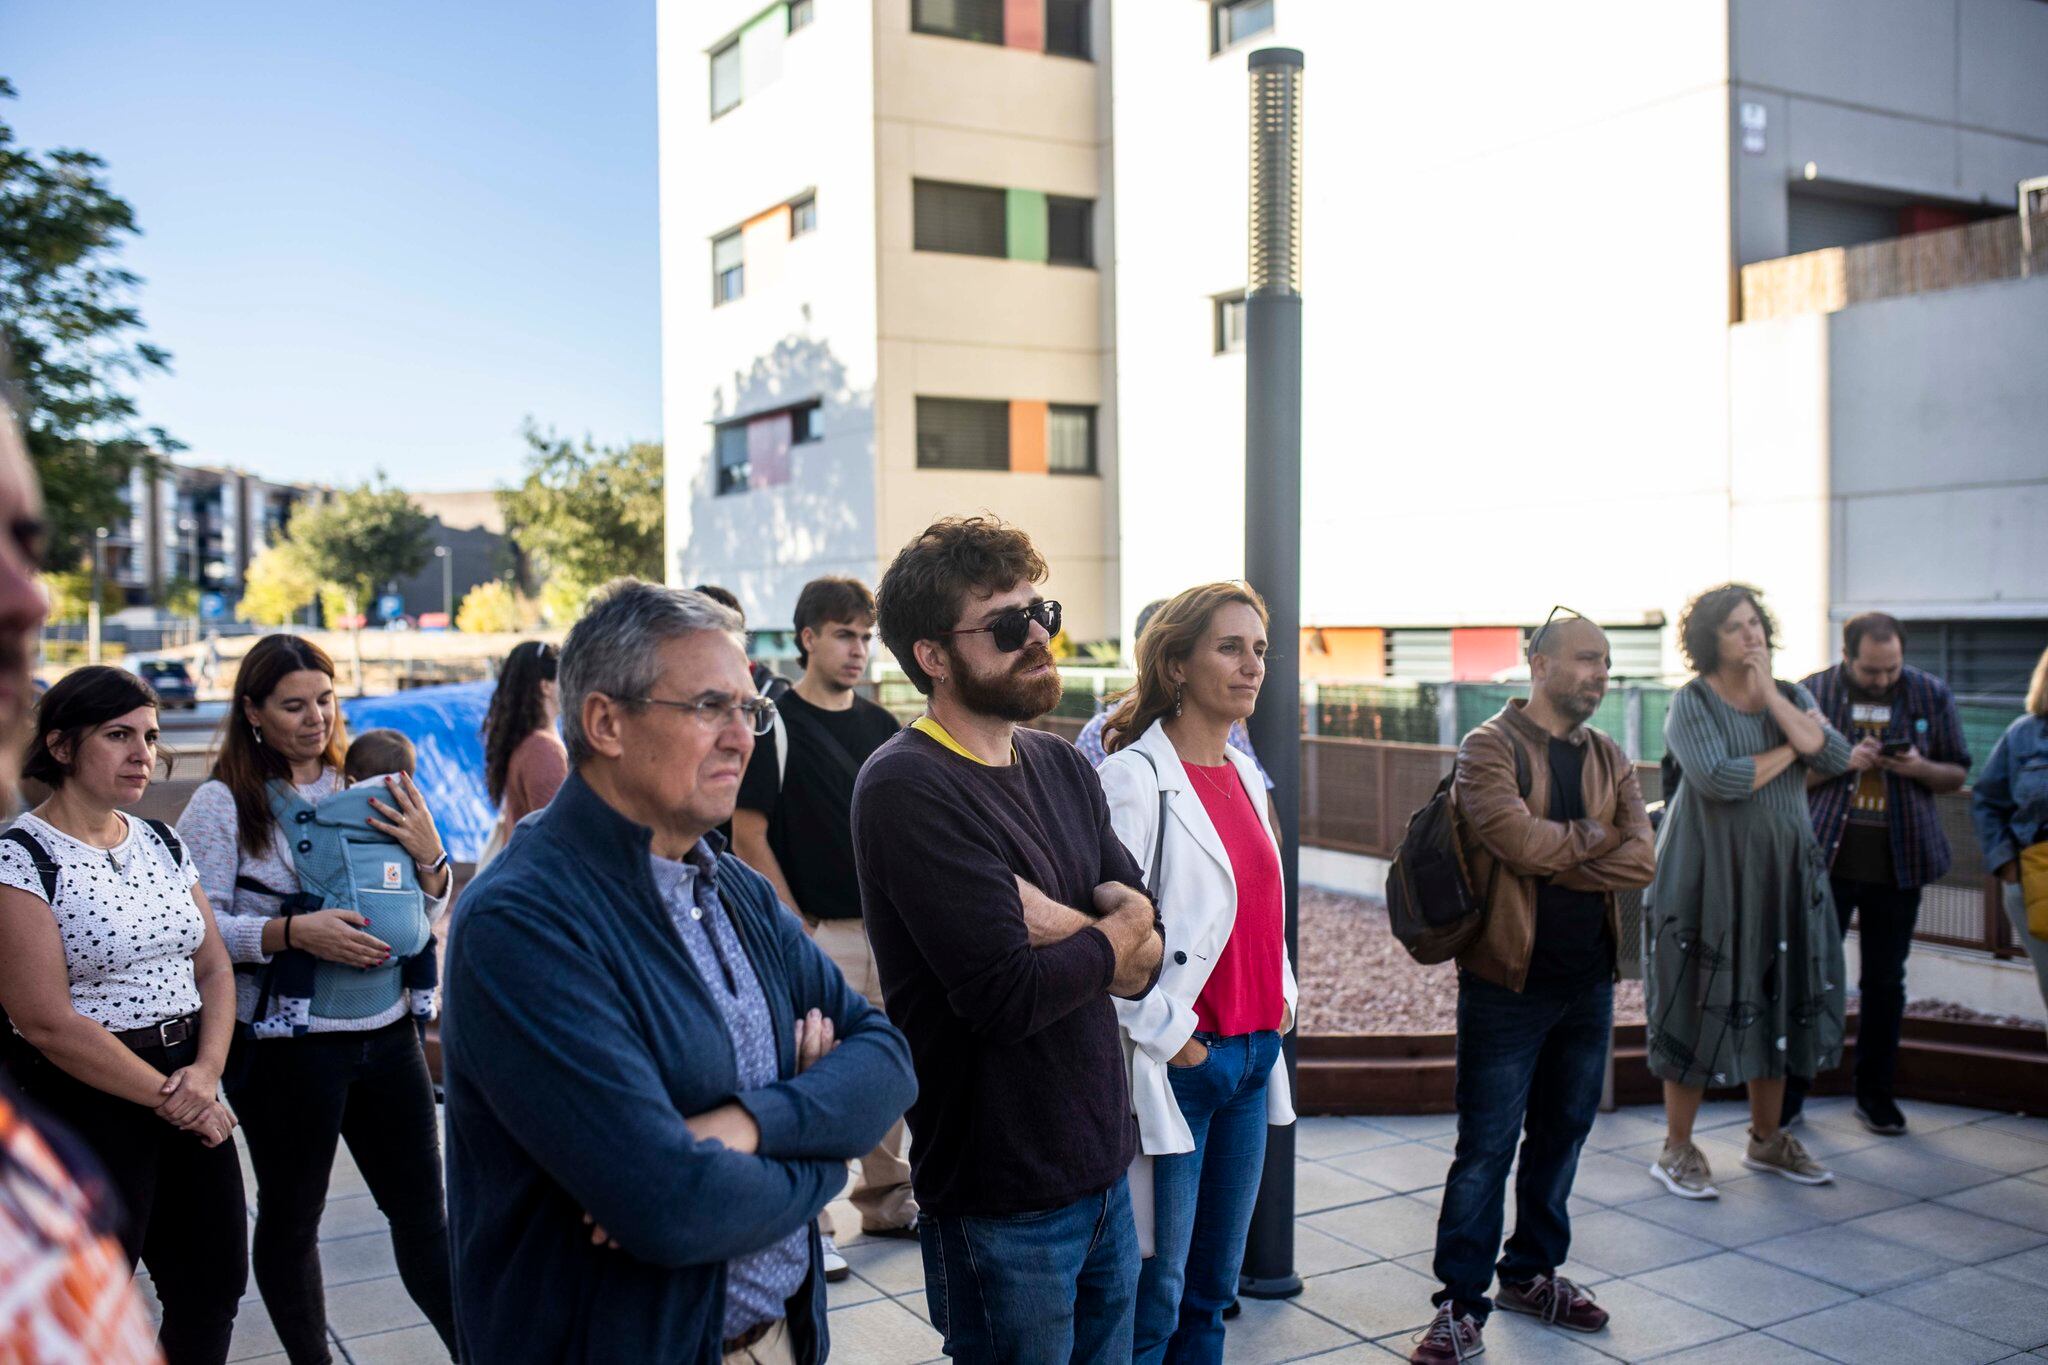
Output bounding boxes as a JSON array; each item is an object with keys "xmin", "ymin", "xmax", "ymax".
[
  {"xmin": 112, "ymin": 1013, "xmax": 199, "ymax": 1052},
  {"xmin": 723, "ymin": 1320, "xmax": 779, "ymax": 1354}
]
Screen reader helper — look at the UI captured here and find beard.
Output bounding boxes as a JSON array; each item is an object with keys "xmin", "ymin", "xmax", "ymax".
[
  {"xmin": 950, "ymin": 642, "xmax": 1063, "ymax": 722},
  {"xmin": 0, "ymin": 631, "xmax": 31, "ymax": 787},
  {"xmin": 1547, "ymin": 678, "xmax": 1604, "ymax": 726}
]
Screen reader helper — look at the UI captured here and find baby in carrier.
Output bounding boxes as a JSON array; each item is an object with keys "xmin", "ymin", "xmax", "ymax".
[{"xmin": 249, "ymin": 729, "xmax": 439, "ymax": 1038}]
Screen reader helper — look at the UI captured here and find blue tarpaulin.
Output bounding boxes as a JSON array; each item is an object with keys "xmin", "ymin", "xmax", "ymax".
[{"xmin": 341, "ymin": 681, "xmax": 497, "ymax": 863}]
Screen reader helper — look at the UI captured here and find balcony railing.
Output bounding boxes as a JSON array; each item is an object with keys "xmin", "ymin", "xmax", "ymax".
[{"xmin": 1740, "ymin": 210, "xmax": 2048, "ymax": 322}]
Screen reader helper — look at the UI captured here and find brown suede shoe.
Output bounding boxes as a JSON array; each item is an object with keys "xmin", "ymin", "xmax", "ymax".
[{"xmin": 1497, "ymin": 1274, "xmax": 1608, "ymax": 1333}]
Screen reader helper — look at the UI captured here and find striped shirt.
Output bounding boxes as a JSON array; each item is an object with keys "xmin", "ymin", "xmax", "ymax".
[{"xmin": 1800, "ymin": 664, "xmax": 1971, "ymax": 889}]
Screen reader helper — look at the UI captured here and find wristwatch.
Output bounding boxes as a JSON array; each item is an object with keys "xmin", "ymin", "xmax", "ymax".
[{"xmin": 422, "ymin": 851, "xmax": 450, "ymax": 875}]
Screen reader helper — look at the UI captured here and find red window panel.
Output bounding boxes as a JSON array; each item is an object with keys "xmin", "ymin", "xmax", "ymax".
[{"xmin": 1450, "ymin": 627, "xmax": 1522, "ymax": 682}]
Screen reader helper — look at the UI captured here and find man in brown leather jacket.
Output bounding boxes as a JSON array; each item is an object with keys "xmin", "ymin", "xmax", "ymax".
[{"xmin": 1411, "ymin": 615, "xmax": 1655, "ymax": 1365}]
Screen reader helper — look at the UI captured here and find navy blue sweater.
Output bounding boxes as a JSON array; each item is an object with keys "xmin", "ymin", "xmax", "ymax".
[{"xmin": 443, "ymin": 772, "xmax": 916, "ymax": 1365}]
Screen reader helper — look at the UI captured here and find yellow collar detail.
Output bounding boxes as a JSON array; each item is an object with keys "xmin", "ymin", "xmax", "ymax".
[{"xmin": 912, "ymin": 715, "xmax": 1015, "ymax": 766}]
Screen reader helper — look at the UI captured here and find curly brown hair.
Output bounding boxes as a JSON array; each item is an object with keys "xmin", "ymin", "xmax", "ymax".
[
  {"xmin": 1678, "ymin": 582, "xmax": 1778, "ymax": 675},
  {"xmin": 876, "ymin": 516, "xmax": 1047, "ymax": 695}
]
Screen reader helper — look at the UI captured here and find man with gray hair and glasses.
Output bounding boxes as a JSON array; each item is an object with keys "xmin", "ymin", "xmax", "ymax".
[{"xmin": 443, "ymin": 578, "xmax": 916, "ymax": 1365}]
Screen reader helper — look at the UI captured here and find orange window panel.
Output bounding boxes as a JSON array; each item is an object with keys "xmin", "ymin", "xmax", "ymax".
[{"xmin": 1009, "ymin": 401, "xmax": 1048, "ymax": 473}]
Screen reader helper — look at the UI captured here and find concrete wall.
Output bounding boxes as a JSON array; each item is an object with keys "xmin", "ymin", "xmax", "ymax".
[
  {"xmin": 659, "ymin": 0, "xmax": 883, "ymax": 628},
  {"xmin": 1730, "ymin": 0, "xmax": 2048, "ymax": 265},
  {"xmin": 1730, "ymin": 274, "xmax": 2048, "ymax": 664},
  {"xmin": 871, "ymin": 0, "xmax": 1118, "ymax": 641},
  {"xmin": 1110, "ymin": 3, "xmax": 1733, "ymax": 663}
]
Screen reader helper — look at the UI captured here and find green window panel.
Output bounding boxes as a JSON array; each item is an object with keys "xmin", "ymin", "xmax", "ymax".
[
  {"xmin": 1006, "ymin": 188, "xmax": 1048, "ymax": 262},
  {"xmin": 740, "ymin": 4, "xmax": 786, "ymax": 98}
]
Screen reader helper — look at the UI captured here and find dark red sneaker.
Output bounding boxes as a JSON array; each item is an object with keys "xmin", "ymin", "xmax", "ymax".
[
  {"xmin": 1496, "ymin": 1275, "xmax": 1607, "ymax": 1333},
  {"xmin": 1409, "ymin": 1304, "xmax": 1484, "ymax": 1363}
]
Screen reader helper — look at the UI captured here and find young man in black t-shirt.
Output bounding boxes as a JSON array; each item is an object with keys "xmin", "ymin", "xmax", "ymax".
[
  {"xmin": 853, "ymin": 517, "xmax": 1163, "ymax": 1365},
  {"xmin": 732, "ymin": 576, "xmax": 916, "ymax": 1240}
]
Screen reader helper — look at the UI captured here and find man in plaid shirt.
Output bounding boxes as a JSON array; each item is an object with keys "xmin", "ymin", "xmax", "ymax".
[{"xmin": 1784, "ymin": 613, "xmax": 1971, "ymax": 1135}]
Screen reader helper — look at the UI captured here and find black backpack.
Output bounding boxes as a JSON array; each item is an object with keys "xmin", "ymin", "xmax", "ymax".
[{"xmin": 1386, "ymin": 737, "xmax": 1529, "ymax": 965}]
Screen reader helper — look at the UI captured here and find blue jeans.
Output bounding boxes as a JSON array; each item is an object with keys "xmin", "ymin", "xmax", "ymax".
[
  {"xmin": 1135, "ymin": 1029, "xmax": 1281, "ymax": 1365},
  {"xmin": 920, "ymin": 1176, "xmax": 1140, "ymax": 1363},
  {"xmin": 1431, "ymin": 971, "xmax": 1611, "ymax": 1322}
]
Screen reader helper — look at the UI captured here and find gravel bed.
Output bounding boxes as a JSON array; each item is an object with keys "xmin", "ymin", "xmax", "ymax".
[{"xmin": 1298, "ymin": 887, "xmax": 2035, "ymax": 1034}]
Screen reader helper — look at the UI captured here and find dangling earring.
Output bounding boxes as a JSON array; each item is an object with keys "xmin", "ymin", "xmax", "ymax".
[
  {"xmin": 1173, "ymin": 684, "xmax": 1184, "ymax": 719},
  {"xmin": 251, "ymin": 723, "xmax": 264, "ymax": 747}
]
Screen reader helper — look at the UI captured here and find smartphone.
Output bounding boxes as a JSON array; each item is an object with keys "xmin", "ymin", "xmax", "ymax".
[{"xmin": 1879, "ymin": 740, "xmax": 1913, "ymax": 757}]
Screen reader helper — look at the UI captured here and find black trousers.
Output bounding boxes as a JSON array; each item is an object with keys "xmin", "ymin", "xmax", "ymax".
[
  {"xmin": 1786, "ymin": 878, "xmax": 1923, "ymax": 1114},
  {"xmin": 228, "ymin": 1017, "xmax": 458, "ymax": 1365},
  {"xmin": 12, "ymin": 1034, "xmax": 249, "ymax": 1365}
]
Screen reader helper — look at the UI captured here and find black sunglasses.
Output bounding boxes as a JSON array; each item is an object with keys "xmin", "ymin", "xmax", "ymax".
[
  {"xmin": 1529, "ymin": 604, "xmax": 1586, "ymax": 657},
  {"xmin": 941, "ymin": 600, "xmax": 1062, "ymax": 654}
]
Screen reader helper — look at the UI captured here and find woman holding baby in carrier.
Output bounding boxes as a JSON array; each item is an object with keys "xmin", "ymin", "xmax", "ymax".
[{"xmin": 176, "ymin": 634, "xmax": 459, "ymax": 1364}]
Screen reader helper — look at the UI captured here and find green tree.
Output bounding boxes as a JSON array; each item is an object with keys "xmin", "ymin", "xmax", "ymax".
[
  {"xmin": 236, "ymin": 543, "xmax": 321, "ymax": 626},
  {"xmin": 499, "ymin": 423, "xmax": 663, "ymax": 609},
  {"xmin": 41, "ymin": 569, "xmax": 121, "ymax": 623},
  {"xmin": 0, "ymin": 78, "xmax": 178, "ymax": 568},
  {"xmin": 162, "ymin": 574, "xmax": 200, "ymax": 618},
  {"xmin": 454, "ymin": 580, "xmax": 522, "ymax": 634},
  {"xmin": 288, "ymin": 480, "xmax": 433, "ymax": 688}
]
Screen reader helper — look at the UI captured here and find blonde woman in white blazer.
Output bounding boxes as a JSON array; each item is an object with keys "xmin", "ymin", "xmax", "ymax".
[{"xmin": 1097, "ymin": 583, "xmax": 1298, "ymax": 1365}]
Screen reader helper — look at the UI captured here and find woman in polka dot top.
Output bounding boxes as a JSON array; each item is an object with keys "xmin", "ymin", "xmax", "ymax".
[{"xmin": 0, "ymin": 665, "xmax": 248, "ymax": 1364}]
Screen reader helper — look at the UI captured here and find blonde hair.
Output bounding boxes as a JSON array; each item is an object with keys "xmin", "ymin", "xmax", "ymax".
[
  {"xmin": 2027, "ymin": 644, "xmax": 2048, "ymax": 719},
  {"xmin": 1103, "ymin": 582, "xmax": 1269, "ymax": 755}
]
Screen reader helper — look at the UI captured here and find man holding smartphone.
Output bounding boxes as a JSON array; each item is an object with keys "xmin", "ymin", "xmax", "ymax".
[{"xmin": 1787, "ymin": 614, "xmax": 1971, "ymax": 1134}]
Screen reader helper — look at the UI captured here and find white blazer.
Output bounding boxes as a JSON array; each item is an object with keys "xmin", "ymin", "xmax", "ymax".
[{"xmin": 1099, "ymin": 720, "xmax": 1299, "ymax": 1250}]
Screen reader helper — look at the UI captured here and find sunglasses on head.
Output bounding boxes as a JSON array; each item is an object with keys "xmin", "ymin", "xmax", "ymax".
[
  {"xmin": 1530, "ymin": 604, "xmax": 1586, "ymax": 656},
  {"xmin": 941, "ymin": 599, "xmax": 1063, "ymax": 654}
]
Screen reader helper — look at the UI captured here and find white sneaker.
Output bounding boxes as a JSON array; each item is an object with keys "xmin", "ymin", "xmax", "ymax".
[{"xmin": 822, "ymin": 1233, "xmax": 851, "ymax": 1283}]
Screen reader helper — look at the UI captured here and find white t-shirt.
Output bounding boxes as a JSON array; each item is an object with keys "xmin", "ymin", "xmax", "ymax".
[{"xmin": 0, "ymin": 812, "xmax": 206, "ymax": 1032}]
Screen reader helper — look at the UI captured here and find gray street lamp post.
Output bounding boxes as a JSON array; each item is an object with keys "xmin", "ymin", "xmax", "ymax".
[
  {"xmin": 434, "ymin": 545, "xmax": 452, "ymax": 621},
  {"xmin": 1240, "ymin": 44, "xmax": 1305, "ymax": 1302},
  {"xmin": 88, "ymin": 525, "xmax": 111, "ymax": 665}
]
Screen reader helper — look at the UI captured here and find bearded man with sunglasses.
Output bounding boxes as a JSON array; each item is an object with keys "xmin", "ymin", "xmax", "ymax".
[
  {"xmin": 854, "ymin": 517, "xmax": 1164, "ymax": 1364},
  {"xmin": 443, "ymin": 579, "xmax": 915, "ymax": 1365}
]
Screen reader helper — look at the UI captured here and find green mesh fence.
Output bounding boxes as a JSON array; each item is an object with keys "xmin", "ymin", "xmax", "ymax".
[{"xmin": 1309, "ymin": 683, "xmax": 1443, "ymax": 745}]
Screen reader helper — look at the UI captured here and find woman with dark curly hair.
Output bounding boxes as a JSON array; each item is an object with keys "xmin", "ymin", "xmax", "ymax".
[
  {"xmin": 479, "ymin": 641, "xmax": 565, "ymax": 863},
  {"xmin": 1644, "ymin": 584, "xmax": 1851, "ymax": 1202}
]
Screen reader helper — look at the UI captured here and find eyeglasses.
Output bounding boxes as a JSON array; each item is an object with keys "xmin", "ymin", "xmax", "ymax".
[
  {"xmin": 1530, "ymin": 605, "xmax": 1586, "ymax": 657},
  {"xmin": 625, "ymin": 694, "xmax": 778, "ymax": 735},
  {"xmin": 940, "ymin": 600, "xmax": 1062, "ymax": 654}
]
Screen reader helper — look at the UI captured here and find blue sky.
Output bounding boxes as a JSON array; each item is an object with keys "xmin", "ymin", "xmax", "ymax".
[{"xmin": 4, "ymin": 2, "xmax": 662, "ymax": 491}]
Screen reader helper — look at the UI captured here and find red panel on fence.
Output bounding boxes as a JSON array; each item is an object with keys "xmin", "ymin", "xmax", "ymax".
[
  {"xmin": 1450, "ymin": 627, "xmax": 1520, "ymax": 681},
  {"xmin": 1004, "ymin": 0, "xmax": 1042, "ymax": 49}
]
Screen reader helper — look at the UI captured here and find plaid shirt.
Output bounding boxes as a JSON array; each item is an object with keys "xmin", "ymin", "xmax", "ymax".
[{"xmin": 1801, "ymin": 663, "xmax": 1972, "ymax": 888}]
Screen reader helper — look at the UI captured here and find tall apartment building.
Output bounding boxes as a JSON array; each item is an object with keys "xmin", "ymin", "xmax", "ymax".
[
  {"xmin": 1110, "ymin": 0, "xmax": 2048, "ymax": 692},
  {"xmin": 658, "ymin": 0, "xmax": 1119, "ymax": 640},
  {"xmin": 101, "ymin": 460, "xmax": 315, "ymax": 608},
  {"xmin": 661, "ymin": 0, "xmax": 2048, "ymax": 693}
]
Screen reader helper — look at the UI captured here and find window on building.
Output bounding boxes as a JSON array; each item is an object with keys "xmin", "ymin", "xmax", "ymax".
[
  {"xmin": 790, "ymin": 194, "xmax": 817, "ymax": 237},
  {"xmin": 792, "ymin": 400, "xmax": 824, "ymax": 443},
  {"xmin": 1048, "ymin": 405, "xmax": 1096, "ymax": 474},
  {"xmin": 787, "ymin": 0, "xmax": 815, "ymax": 32},
  {"xmin": 1214, "ymin": 292, "xmax": 1247, "ymax": 353},
  {"xmin": 1045, "ymin": 0, "xmax": 1089, "ymax": 57},
  {"xmin": 715, "ymin": 423, "xmax": 750, "ymax": 495},
  {"xmin": 916, "ymin": 398, "xmax": 1010, "ymax": 470},
  {"xmin": 1900, "ymin": 618, "xmax": 2048, "ymax": 701},
  {"xmin": 914, "ymin": 180, "xmax": 1007, "ymax": 257},
  {"xmin": 1047, "ymin": 196, "xmax": 1092, "ymax": 266},
  {"xmin": 710, "ymin": 40, "xmax": 742, "ymax": 118},
  {"xmin": 712, "ymin": 231, "xmax": 744, "ymax": 305},
  {"xmin": 912, "ymin": 0, "xmax": 1004, "ymax": 44},
  {"xmin": 1210, "ymin": 0, "xmax": 1274, "ymax": 54}
]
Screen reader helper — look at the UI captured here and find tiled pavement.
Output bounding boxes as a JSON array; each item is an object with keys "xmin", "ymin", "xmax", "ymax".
[{"xmin": 141, "ymin": 1096, "xmax": 2048, "ymax": 1363}]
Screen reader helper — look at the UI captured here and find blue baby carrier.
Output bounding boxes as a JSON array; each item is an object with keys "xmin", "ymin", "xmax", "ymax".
[{"xmin": 240, "ymin": 780, "xmax": 438, "ymax": 1038}]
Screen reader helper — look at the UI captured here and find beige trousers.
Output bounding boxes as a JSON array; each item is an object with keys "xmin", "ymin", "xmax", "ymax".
[
  {"xmin": 723, "ymin": 1319, "xmax": 797, "ymax": 1365},
  {"xmin": 810, "ymin": 917, "xmax": 918, "ymax": 1233}
]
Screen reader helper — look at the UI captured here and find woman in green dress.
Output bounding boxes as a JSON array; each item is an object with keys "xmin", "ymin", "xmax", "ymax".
[{"xmin": 1645, "ymin": 584, "xmax": 1852, "ymax": 1200}]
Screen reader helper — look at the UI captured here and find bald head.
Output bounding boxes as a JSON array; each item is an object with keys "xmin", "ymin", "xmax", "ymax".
[
  {"xmin": 1530, "ymin": 617, "xmax": 1610, "ymax": 726},
  {"xmin": 0, "ymin": 404, "xmax": 48, "ymax": 789}
]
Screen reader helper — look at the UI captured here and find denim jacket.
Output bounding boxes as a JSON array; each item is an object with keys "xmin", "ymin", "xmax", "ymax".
[{"xmin": 1970, "ymin": 713, "xmax": 2048, "ymax": 875}]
